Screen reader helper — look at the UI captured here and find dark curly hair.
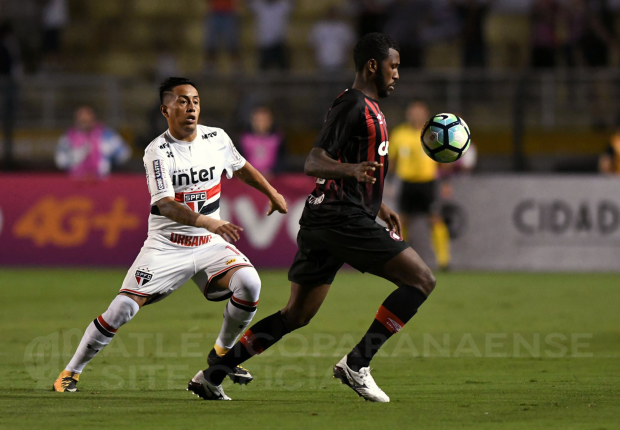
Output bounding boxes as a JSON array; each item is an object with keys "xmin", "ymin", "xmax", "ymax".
[{"xmin": 353, "ymin": 33, "xmax": 400, "ymax": 72}]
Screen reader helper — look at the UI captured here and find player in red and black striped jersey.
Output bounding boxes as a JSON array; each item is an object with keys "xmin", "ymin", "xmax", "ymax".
[
  {"xmin": 300, "ymin": 87, "xmax": 390, "ymax": 228},
  {"xmin": 189, "ymin": 33, "xmax": 437, "ymax": 403}
]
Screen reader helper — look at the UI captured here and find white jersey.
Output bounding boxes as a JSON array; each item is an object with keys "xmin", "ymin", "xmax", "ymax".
[{"xmin": 143, "ymin": 125, "xmax": 246, "ymax": 248}]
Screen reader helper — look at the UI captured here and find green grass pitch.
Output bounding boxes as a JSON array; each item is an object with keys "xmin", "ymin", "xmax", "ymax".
[{"xmin": 1, "ymin": 269, "xmax": 619, "ymax": 429}]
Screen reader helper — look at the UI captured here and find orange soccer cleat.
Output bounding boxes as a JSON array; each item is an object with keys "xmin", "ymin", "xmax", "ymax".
[{"xmin": 52, "ymin": 370, "xmax": 80, "ymax": 392}]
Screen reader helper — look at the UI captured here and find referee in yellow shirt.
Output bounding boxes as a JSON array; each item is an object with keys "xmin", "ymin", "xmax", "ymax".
[{"xmin": 389, "ymin": 100, "xmax": 441, "ymax": 268}]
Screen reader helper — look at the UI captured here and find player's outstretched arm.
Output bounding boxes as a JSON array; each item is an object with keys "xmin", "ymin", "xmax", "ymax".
[
  {"xmin": 304, "ymin": 147, "xmax": 382, "ymax": 183},
  {"xmin": 155, "ymin": 197, "xmax": 243, "ymax": 242},
  {"xmin": 233, "ymin": 162, "xmax": 288, "ymax": 216}
]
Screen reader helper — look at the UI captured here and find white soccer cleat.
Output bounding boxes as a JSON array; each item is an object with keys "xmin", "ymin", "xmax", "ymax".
[
  {"xmin": 333, "ymin": 355, "xmax": 390, "ymax": 403},
  {"xmin": 187, "ymin": 370, "xmax": 231, "ymax": 401}
]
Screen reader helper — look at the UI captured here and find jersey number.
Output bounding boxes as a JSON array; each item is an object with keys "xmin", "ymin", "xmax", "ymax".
[{"xmin": 378, "ymin": 141, "xmax": 389, "ymax": 156}]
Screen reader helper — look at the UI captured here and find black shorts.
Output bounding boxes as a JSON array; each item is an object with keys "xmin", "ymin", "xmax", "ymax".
[
  {"xmin": 288, "ymin": 217, "xmax": 410, "ymax": 287},
  {"xmin": 398, "ymin": 180, "xmax": 437, "ymax": 215}
]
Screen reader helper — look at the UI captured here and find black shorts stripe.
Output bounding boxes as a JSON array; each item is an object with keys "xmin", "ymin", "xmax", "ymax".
[
  {"xmin": 118, "ymin": 290, "xmax": 149, "ymax": 299},
  {"xmin": 93, "ymin": 318, "xmax": 115, "ymax": 338},
  {"xmin": 150, "ymin": 198, "xmax": 220, "ymax": 216},
  {"xmin": 199, "ymin": 199, "xmax": 220, "ymax": 215},
  {"xmin": 229, "ymin": 298, "xmax": 257, "ymax": 313}
]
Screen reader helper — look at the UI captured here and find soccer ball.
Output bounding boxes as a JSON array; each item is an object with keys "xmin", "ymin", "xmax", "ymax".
[{"xmin": 421, "ymin": 113, "xmax": 471, "ymax": 163}]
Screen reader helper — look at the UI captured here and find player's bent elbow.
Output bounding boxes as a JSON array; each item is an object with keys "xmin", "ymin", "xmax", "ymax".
[
  {"xmin": 155, "ymin": 197, "xmax": 175, "ymax": 217},
  {"xmin": 304, "ymin": 149, "xmax": 325, "ymax": 177},
  {"xmin": 303, "ymin": 159, "xmax": 316, "ymax": 177}
]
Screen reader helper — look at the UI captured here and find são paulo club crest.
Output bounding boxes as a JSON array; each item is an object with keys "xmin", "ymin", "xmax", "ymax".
[
  {"xmin": 135, "ymin": 269, "xmax": 153, "ymax": 287},
  {"xmin": 184, "ymin": 191, "xmax": 207, "ymax": 213}
]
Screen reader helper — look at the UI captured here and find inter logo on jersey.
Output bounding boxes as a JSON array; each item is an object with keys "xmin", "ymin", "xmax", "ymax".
[
  {"xmin": 135, "ymin": 270, "xmax": 153, "ymax": 287},
  {"xmin": 184, "ymin": 191, "xmax": 208, "ymax": 212}
]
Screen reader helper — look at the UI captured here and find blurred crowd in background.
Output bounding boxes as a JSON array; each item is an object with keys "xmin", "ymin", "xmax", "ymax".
[
  {"xmin": 2, "ymin": 0, "xmax": 620, "ymax": 271},
  {"xmin": 2, "ymin": 0, "xmax": 620, "ymax": 179},
  {"xmin": 4, "ymin": 0, "xmax": 620, "ymax": 75}
]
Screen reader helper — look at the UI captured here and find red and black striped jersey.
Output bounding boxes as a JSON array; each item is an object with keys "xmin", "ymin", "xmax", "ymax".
[{"xmin": 300, "ymin": 89, "xmax": 389, "ymax": 229}]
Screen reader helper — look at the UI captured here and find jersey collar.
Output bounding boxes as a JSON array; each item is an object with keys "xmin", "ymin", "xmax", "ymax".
[
  {"xmin": 165, "ymin": 129, "xmax": 198, "ymax": 146},
  {"xmin": 350, "ymin": 88, "xmax": 379, "ymax": 104}
]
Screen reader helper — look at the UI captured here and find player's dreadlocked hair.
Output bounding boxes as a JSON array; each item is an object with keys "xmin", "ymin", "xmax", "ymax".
[
  {"xmin": 159, "ymin": 77, "xmax": 197, "ymax": 103},
  {"xmin": 353, "ymin": 33, "xmax": 400, "ymax": 72}
]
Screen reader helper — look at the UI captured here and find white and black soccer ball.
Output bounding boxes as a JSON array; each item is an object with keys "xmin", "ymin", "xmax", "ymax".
[{"xmin": 421, "ymin": 113, "xmax": 471, "ymax": 163}]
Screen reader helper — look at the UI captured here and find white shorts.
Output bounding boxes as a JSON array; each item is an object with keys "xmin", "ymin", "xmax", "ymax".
[{"xmin": 120, "ymin": 235, "xmax": 253, "ymax": 305}]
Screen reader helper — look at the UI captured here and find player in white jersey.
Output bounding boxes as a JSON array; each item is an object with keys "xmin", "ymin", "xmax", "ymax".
[{"xmin": 53, "ymin": 77, "xmax": 288, "ymax": 394}]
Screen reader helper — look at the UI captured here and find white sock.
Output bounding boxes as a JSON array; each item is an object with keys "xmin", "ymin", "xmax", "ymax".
[
  {"xmin": 215, "ymin": 268, "xmax": 261, "ymax": 350},
  {"xmin": 216, "ymin": 301, "xmax": 256, "ymax": 350},
  {"xmin": 66, "ymin": 295, "xmax": 139, "ymax": 374}
]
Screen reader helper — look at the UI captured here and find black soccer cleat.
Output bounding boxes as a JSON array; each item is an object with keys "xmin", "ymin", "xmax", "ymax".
[{"xmin": 207, "ymin": 348, "xmax": 253, "ymax": 385}]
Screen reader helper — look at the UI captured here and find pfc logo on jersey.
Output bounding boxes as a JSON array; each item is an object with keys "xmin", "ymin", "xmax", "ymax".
[
  {"xmin": 135, "ymin": 269, "xmax": 153, "ymax": 287},
  {"xmin": 184, "ymin": 191, "xmax": 207, "ymax": 212}
]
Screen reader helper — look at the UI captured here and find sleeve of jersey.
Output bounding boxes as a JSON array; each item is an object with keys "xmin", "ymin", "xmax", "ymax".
[
  {"xmin": 223, "ymin": 134, "xmax": 247, "ymax": 179},
  {"xmin": 143, "ymin": 149, "xmax": 175, "ymax": 205},
  {"xmin": 313, "ymin": 98, "xmax": 361, "ymax": 158}
]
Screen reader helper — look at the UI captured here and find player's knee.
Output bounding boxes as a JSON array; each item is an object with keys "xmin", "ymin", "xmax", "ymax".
[
  {"xmin": 399, "ymin": 264, "xmax": 435, "ymax": 296},
  {"xmin": 420, "ymin": 269, "xmax": 436, "ymax": 295},
  {"xmin": 229, "ymin": 267, "xmax": 261, "ymax": 305},
  {"xmin": 102, "ymin": 295, "xmax": 140, "ymax": 330},
  {"xmin": 280, "ymin": 309, "xmax": 312, "ymax": 331}
]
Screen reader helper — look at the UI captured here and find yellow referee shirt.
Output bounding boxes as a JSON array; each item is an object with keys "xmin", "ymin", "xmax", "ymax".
[{"xmin": 389, "ymin": 123, "xmax": 437, "ymax": 183}]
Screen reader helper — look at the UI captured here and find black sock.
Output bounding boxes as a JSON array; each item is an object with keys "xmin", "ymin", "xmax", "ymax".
[
  {"xmin": 205, "ymin": 310, "xmax": 290, "ymax": 385},
  {"xmin": 347, "ymin": 286, "xmax": 427, "ymax": 371}
]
